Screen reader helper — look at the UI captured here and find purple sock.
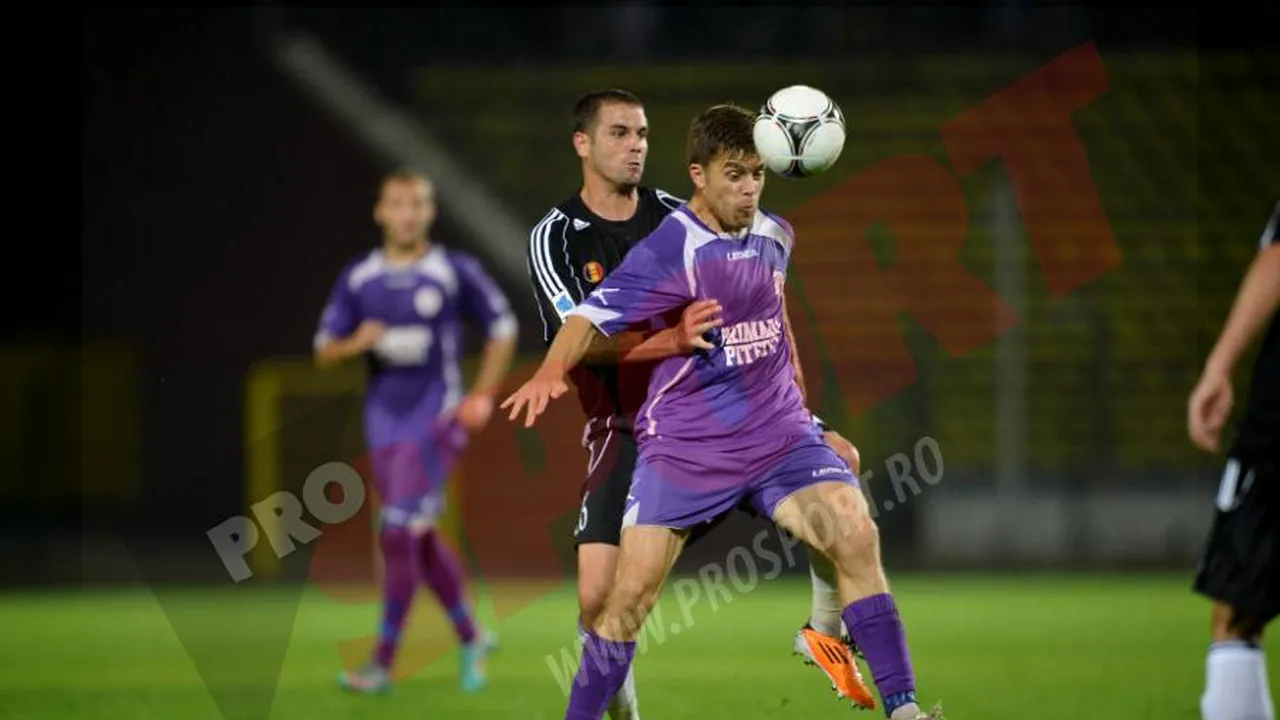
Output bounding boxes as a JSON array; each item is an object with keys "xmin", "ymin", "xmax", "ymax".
[
  {"xmin": 564, "ymin": 629, "xmax": 635, "ymax": 720},
  {"xmin": 374, "ymin": 526, "xmax": 420, "ymax": 668},
  {"xmin": 420, "ymin": 530, "xmax": 478, "ymax": 644},
  {"xmin": 842, "ymin": 593, "xmax": 917, "ymax": 716}
]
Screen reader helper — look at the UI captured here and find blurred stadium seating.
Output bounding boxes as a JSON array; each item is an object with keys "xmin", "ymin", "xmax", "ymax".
[
  {"xmin": 69, "ymin": 8, "xmax": 1280, "ymax": 587},
  {"xmin": 395, "ymin": 51, "xmax": 1278, "ymax": 569}
]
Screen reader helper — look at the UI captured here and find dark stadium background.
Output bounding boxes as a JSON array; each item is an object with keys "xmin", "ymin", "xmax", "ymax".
[
  {"xmin": 55, "ymin": 5, "xmax": 1280, "ymax": 589},
  {"xmin": 0, "ymin": 7, "xmax": 1262, "ymax": 720}
]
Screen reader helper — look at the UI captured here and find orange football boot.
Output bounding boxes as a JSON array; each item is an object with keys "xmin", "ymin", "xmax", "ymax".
[{"xmin": 793, "ymin": 625, "xmax": 877, "ymax": 710}]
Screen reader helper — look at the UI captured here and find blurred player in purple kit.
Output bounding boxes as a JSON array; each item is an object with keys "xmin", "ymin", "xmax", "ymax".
[
  {"xmin": 504, "ymin": 106, "xmax": 942, "ymax": 719},
  {"xmin": 314, "ymin": 168, "xmax": 518, "ymax": 694}
]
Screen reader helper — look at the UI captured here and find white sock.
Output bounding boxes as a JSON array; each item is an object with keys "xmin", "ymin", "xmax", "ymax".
[
  {"xmin": 889, "ymin": 704, "xmax": 922, "ymax": 720},
  {"xmin": 607, "ymin": 664, "xmax": 640, "ymax": 720},
  {"xmin": 1202, "ymin": 641, "xmax": 1274, "ymax": 720},
  {"xmin": 807, "ymin": 553, "xmax": 844, "ymax": 638},
  {"xmin": 579, "ymin": 619, "xmax": 641, "ymax": 719}
]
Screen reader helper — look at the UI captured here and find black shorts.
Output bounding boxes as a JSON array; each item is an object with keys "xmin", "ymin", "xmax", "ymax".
[
  {"xmin": 573, "ymin": 430, "xmax": 639, "ymax": 547},
  {"xmin": 571, "ymin": 430, "xmax": 738, "ymax": 548},
  {"xmin": 1193, "ymin": 453, "xmax": 1280, "ymax": 626}
]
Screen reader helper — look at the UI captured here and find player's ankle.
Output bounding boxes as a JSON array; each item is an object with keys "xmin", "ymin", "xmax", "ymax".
[{"xmin": 886, "ymin": 693, "xmax": 921, "ymax": 719}]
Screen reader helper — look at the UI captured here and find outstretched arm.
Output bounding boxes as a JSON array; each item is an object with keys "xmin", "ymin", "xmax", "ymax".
[
  {"xmin": 582, "ymin": 328, "xmax": 676, "ymax": 365},
  {"xmin": 584, "ymin": 299, "xmax": 724, "ymax": 365},
  {"xmin": 543, "ymin": 315, "xmax": 604, "ymax": 377},
  {"xmin": 500, "ymin": 315, "xmax": 599, "ymax": 428},
  {"xmin": 527, "ymin": 213, "xmax": 660, "ymax": 366},
  {"xmin": 505, "ymin": 237, "xmax": 695, "ymax": 426},
  {"xmin": 527, "ymin": 213, "xmax": 706, "ymax": 367}
]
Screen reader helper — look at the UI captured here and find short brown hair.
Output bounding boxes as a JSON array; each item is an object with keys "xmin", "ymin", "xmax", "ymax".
[
  {"xmin": 686, "ymin": 104, "xmax": 757, "ymax": 167},
  {"xmin": 379, "ymin": 166, "xmax": 432, "ymax": 197},
  {"xmin": 572, "ymin": 89, "xmax": 644, "ymax": 135}
]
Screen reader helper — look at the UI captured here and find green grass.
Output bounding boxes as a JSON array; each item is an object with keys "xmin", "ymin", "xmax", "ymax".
[{"xmin": 0, "ymin": 574, "xmax": 1274, "ymax": 719}]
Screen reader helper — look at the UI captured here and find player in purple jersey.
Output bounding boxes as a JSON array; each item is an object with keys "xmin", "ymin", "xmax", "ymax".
[
  {"xmin": 504, "ymin": 106, "xmax": 942, "ymax": 719},
  {"xmin": 530, "ymin": 88, "xmax": 875, "ymax": 717},
  {"xmin": 314, "ymin": 168, "xmax": 518, "ymax": 695}
]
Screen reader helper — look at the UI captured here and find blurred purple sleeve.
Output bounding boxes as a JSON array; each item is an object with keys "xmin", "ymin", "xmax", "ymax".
[
  {"xmin": 454, "ymin": 251, "xmax": 518, "ymax": 341},
  {"xmin": 312, "ymin": 264, "xmax": 361, "ymax": 351}
]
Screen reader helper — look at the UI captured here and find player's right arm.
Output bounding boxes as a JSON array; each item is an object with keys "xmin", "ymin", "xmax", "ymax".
[
  {"xmin": 1189, "ymin": 202, "xmax": 1280, "ymax": 452},
  {"xmin": 527, "ymin": 211, "xmax": 709, "ymax": 365},
  {"xmin": 506, "ymin": 228, "xmax": 698, "ymax": 426},
  {"xmin": 312, "ymin": 264, "xmax": 385, "ymax": 368}
]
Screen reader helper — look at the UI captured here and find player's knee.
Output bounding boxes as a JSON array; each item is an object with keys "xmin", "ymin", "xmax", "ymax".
[
  {"xmin": 578, "ymin": 578, "xmax": 610, "ymax": 628},
  {"xmin": 577, "ymin": 544, "xmax": 619, "ymax": 628},
  {"xmin": 376, "ymin": 520, "xmax": 412, "ymax": 543},
  {"xmin": 379, "ymin": 523, "xmax": 415, "ymax": 554}
]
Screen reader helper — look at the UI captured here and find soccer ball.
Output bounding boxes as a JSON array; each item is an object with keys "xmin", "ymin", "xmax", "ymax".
[{"xmin": 753, "ymin": 85, "xmax": 846, "ymax": 179}]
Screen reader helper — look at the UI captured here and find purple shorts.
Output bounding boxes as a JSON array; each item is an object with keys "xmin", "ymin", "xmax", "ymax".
[
  {"xmin": 368, "ymin": 419, "xmax": 467, "ymax": 530},
  {"xmin": 622, "ymin": 430, "xmax": 857, "ymax": 532}
]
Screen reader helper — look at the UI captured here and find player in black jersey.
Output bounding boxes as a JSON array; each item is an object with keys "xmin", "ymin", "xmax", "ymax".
[
  {"xmin": 1188, "ymin": 200, "xmax": 1280, "ymax": 720},
  {"xmin": 525, "ymin": 89, "xmax": 877, "ymax": 717}
]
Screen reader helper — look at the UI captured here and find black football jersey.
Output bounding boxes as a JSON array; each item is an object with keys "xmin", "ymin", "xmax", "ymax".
[{"xmin": 526, "ymin": 186, "xmax": 684, "ymax": 437}]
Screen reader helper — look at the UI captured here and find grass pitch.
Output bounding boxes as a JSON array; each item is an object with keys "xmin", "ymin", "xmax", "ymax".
[{"xmin": 0, "ymin": 574, "xmax": 1272, "ymax": 719}]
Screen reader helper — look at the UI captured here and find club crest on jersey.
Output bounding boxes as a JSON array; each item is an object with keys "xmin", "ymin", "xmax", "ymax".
[
  {"xmin": 773, "ymin": 270, "xmax": 786, "ymax": 297},
  {"xmin": 583, "ymin": 261, "xmax": 605, "ymax": 284},
  {"xmin": 413, "ymin": 286, "xmax": 443, "ymax": 318}
]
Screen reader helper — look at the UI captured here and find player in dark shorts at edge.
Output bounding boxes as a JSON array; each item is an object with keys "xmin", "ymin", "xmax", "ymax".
[
  {"xmin": 524, "ymin": 89, "xmax": 876, "ymax": 717},
  {"xmin": 1187, "ymin": 200, "xmax": 1280, "ymax": 720}
]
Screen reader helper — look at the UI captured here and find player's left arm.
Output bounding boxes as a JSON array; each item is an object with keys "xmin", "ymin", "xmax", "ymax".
[
  {"xmin": 778, "ymin": 220, "xmax": 860, "ymax": 473},
  {"xmin": 578, "ymin": 190, "xmax": 694, "ymax": 365},
  {"xmin": 556, "ymin": 241, "xmax": 693, "ymax": 368},
  {"xmin": 782, "ymin": 288, "xmax": 858, "ymax": 470},
  {"xmin": 781, "ymin": 292, "xmax": 809, "ymax": 404},
  {"xmin": 504, "ymin": 235, "xmax": 694, "ymax": 426},
  {"xmin": 773, "ymin": 213, "xmax": 814, "ymax": 407},
  {"xmin": 454, "ymin": 253, "xmax": 520, "ymax": 415}
]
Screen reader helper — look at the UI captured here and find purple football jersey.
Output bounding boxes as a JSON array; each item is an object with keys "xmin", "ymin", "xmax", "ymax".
[
  {"xmin": 568, "ymin": 205, "xmax": 813, "ymax": 458},
  {"xmin": 315, "ymin": 245, "xmax": 517, "ymax": 449}
]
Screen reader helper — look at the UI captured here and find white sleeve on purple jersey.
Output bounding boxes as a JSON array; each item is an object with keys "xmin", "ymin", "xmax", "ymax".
[
  {"xmin": 452, "ymin": 251, "xmax": 519, "ymax": 341},
  {"xmin": 313, "ymin": 261, "xmax": 362, "ymax": 351},
  {"xmin": 568, "ymin": 220, "xmax": 694, "ymax": 336},
  {"xmin": 765, "ymin": 210, "xmax": 796, "ymax": 251}
]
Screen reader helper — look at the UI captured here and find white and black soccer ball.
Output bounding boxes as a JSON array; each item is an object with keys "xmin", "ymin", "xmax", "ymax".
[{"xmin": 753, "ymin": 85, "xmax": 846, "ymax": 179}]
